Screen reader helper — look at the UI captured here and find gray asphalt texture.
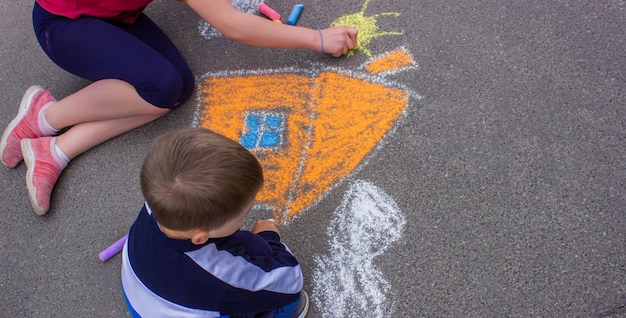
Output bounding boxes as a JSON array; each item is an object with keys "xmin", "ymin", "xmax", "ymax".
[{"xmin": 1, "ymin": 1, "xmax": 625, "ymax": 317}]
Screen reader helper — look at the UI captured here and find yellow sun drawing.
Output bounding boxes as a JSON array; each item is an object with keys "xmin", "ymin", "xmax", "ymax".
[{"xmin": 330, "ymin": 0, "xmax": 403, "ymax": 56}]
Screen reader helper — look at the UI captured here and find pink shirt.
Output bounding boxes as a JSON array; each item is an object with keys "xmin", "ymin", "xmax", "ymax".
[{"xmin": 36, "ymin": 0, "xmax": 154, "ymax": 23}]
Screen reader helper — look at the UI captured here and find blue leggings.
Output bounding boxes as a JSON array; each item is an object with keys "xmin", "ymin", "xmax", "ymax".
[{"xmin": 32, "ymin": 2, "xmax": 194, "ymax": 109}]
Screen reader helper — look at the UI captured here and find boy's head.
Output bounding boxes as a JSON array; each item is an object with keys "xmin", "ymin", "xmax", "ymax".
[{"xmin": 140, "ymin": 128, "xmax": 263, "ymax": 235}]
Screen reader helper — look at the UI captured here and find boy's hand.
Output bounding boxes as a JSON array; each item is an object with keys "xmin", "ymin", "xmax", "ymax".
[
  {"xmin": 320, "ymin": 26, "xmax": 359, "ymax": 57},
  {"xmin": 251, "ymin": 219, "xmax": 280, "ymax": 235}
]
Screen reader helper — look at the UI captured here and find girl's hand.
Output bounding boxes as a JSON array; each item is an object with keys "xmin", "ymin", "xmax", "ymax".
[{"xmin": 320, "ymin": 26, "xmax": 359, "ymax": 57}]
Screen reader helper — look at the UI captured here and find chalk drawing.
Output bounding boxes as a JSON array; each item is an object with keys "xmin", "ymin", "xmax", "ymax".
[
  {"xmin": 312, "ymin": 180, "xmax": 406, "ymax": 317},
  {"xmin": 194, "ymin": 4, "xmax": 415, "ymax": 313},
  {"xmin": 198, "ymin": 0, "xmax": 263, "ymax": 40},
  {"xmin": 194, "ymin": 48, "xmax": 420, "ymax": 223},
  {"xmin": 331, "ymin": 0, "xmax": 403, "ymax": 56}
]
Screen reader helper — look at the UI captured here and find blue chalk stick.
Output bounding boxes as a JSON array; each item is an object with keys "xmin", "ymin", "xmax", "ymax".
[{"xmin": 287, "ymin": 4, "xmax": 304, "ymax": 25}]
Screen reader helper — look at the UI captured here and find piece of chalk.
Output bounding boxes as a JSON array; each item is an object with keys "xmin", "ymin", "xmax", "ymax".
[
  {"xmin": 287, "ymin": 4, "xmax": 304, "ymax": 25},
  {"xmin": 98, "ymin": 233, "xmax": 128, "ymax": 262},
  {"xmin": 258, "ymin": 3, "xmax": 281, "ymax": 22}
]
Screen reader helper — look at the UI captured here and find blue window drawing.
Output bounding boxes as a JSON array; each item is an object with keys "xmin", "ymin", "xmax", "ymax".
[{"xmin": 240, "ymin": 112, "xmax": 285, "ymax": 150}]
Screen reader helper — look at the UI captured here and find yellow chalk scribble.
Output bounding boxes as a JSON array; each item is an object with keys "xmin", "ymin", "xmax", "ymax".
[{"xmin": 330, "ymin": 0, "xmax": 403, "ymax": 56}]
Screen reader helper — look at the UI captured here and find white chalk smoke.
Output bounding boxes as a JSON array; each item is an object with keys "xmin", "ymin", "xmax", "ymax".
[{"xmin": 313, "ymin": 180, "xmax": 406, "ymax": 317}]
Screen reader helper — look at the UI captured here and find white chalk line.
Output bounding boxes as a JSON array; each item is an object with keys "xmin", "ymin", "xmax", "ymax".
[{"xmin": 312, "ymin": 180, "xmax": 406, "ymax": 317}]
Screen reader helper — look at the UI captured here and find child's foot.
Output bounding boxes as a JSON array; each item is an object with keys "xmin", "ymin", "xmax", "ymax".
[
  {"xmin": 1, "ymin": 85, "xmax": 56, "ymax": 168},
  {"xmin": 294, "ymin": 291, "xmax": 309, "ymax": 318},
  {"xmin": 21, "ymin": 137, "xmax": 65, "ymax": 215}
]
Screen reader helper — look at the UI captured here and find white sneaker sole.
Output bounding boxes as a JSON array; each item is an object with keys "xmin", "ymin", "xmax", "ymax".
[{"xmin": 21, "ymin": 138, "xmax": 46, "ymax": 216}]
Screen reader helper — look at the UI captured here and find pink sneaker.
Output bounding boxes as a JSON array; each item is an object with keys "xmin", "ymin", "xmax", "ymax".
[
  {"xmin": 21, "ymin": 137, "xmax": 64, "ymax": 215},
  {"xmin": 1, "ymin": 86, "xmax": 56, "ymax": 168}
]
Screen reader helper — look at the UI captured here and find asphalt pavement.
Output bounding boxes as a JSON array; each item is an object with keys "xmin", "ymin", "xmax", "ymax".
[{"xmin": 1, "ymin": 1, "xmax": 625, "ymax": 317}]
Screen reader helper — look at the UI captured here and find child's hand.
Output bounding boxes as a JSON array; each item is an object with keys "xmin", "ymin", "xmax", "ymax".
[
  {"xmin": 251, "ymin": 219, "xmax": 280, "ymax": 235},
  {"xmin": 320, "ymin": 26, "xmax": 359, "ymax": 57}
]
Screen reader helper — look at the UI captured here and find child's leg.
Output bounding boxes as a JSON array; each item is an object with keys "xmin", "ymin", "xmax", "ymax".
[
  {"xmin": 20, "ymin": 4, "xmax": 194, "ymax": 213},
  {"xmin": 273, "ymin": 291, "xmax": 309, "ymax": 318},
  {"xmin": 33, "ymin": 4, "xmax": 194, "ymax": 110},
  {"xmin": 33, "ymin": 11, "xmax": 195, "ymax": 157},
  {"xmin": 46, "ymin": 79, "xmax": 168, "ymax": 158},
  {"xmin": 116, "ymin": 13, "xmax": 195, "ymax": 106}
]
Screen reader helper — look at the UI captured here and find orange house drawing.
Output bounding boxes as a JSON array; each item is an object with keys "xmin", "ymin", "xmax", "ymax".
[{"xmin": 196, "ymin": 49, "xmax": 420, "ymax": 223}]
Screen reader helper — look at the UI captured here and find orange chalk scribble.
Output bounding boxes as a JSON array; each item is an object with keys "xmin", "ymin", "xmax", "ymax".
[
  {"xmin": 197, "ymin": 49, "xmax": 418, "ymax": 223},
  {"xmin": 364, "ymin": 49, "xmax": 415, "ymax": 75}
]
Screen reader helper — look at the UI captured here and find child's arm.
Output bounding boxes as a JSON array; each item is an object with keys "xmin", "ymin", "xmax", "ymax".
[
  {"xmin": 212, "ymin": 224, "xmax": 302, "ymax": 313},
  {"xmin": 184, "ymin": 0, "xmax": 358, "ymax": 57},
  {"xmin": 248, "ymin": 220, "xmax": 299, "ymax": 268},
  {"xmin": 251, "ymin": 220, "xmax": 292, "ymax": 259}
]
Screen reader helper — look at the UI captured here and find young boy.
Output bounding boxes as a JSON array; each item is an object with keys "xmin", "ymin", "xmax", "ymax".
[{"xmin": 121, "ymin": 128, "xmax": 308, "ymax": 317}]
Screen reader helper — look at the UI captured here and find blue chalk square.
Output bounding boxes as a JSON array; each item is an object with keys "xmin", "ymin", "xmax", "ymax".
[{"xmin": 240, "ymin": 112, "xmax": 286, "ymax": 150}]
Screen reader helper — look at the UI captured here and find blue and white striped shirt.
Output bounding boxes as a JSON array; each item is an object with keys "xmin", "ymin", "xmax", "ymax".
[{"xmin": 121, "ymin": 203, "xmax": 303, "ymax": 317}]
